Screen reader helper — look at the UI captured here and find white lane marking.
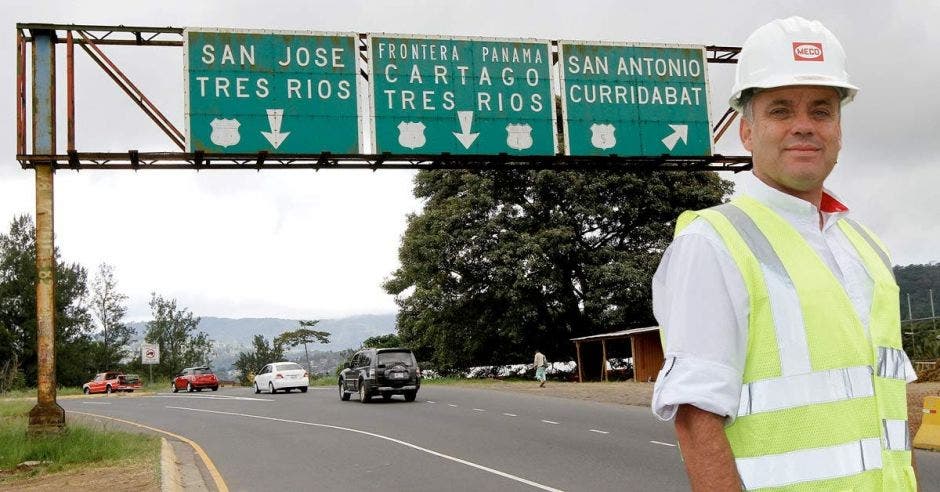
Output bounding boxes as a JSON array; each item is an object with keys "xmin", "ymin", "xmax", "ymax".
[
  {"xmin": 81, "ymin": 402, "xmax": 112, "ymax": 405},
  {"xmin": 541, "ymin": 420, "xmax": 559, "ymax": 425},
  {"xmin": 503, "ymin": 413, "xmax": 518, "ymax": 417},
  {"xmin": 650, "ymin": 440, "xmax": 677, "ymax": 447},
  {"xmin": 473, "ymin": 408, "xmax": 486, "ymax": 412},
  {"xmin": 448, "ymin": 404, "xmax": 459, "ymax": 407},
  {"xmin": 426, "ymin": 401, "xmax": 436, "ymax": 404},
  {"xmin": 589, "ymin": 429, "xmax": 609, "ymax": 434},
  {"xmin": 152, "ymin": 394, "xmax": 274, "ymax": 402},
  {"xmin": 167, "ymin": 406, "xmax": 565, "ymax": 492}
]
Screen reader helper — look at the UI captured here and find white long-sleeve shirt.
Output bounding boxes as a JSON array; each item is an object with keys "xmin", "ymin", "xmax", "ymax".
[{"xmin": 651, "ymin": 172, "xmax": 916, "ymax": 424}]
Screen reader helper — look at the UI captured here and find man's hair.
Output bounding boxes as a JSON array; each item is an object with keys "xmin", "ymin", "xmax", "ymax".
[{"xmin": 739, "ymin": 88, "xmax": 759, "ymax": 121}]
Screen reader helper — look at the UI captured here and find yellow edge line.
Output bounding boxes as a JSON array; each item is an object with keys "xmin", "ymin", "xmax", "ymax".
[{"xmin": 70, "ymin": 410, "xmax": 229, "ymax": 492}]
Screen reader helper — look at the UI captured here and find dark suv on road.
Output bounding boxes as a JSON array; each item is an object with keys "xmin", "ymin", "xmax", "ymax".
[{"xmin": 339, "ymin": 348, "xmax": 421, "ymax": 403}]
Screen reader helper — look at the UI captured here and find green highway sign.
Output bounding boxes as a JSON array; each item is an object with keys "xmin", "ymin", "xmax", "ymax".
[
  {"xmin": 185, "ymin": 28, "xmax": 360, "ymax": 153},
  {"xmin": 369, "ymin": 35, "xmax": 556, "ymax": 155},
  {"xmin": 559, "ymin": 42, "xmax": 712, "ymax": 157}
]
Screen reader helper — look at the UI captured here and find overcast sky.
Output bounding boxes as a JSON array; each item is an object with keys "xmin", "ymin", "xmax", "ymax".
[{"xmin": 2, "ymin": 1, "xmax": 937, "ymax": 321}]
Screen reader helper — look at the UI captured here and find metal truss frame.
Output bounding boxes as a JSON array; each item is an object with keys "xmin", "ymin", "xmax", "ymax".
[{"xmin": 15, "ymin": 23, "xmax": 750, "ymax": 173}]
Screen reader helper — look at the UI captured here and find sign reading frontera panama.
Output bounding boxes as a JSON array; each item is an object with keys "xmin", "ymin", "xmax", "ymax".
[
  {"xmin": 369, "ymin": 35, "xmax": 556, "ymax": 155},
  {"xmin": 559, "ymin": 43, "xmax": 712, "ymax": 156},
  {"xmin": 185, "ymin": 29, "xmax": 360, "ymax": 153}
]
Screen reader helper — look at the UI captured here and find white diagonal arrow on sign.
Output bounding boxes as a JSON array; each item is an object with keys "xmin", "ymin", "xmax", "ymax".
[
  {"xmin": 452, "ymin": 111, "xmax": 479, "ymax": 149},
  {"xmin": 661, "ymin": 124, "xmax": 688, "ymax": 151},
  {"xmin": 261, "ymin": 109, "xmax": 290, "ymax": 149}
]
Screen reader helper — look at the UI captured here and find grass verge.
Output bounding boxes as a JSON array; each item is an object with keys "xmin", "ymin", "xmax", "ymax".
[
  {"xmin": 0, "ymin": 400, "xmax": 161, "ymax": 484},
  {"xmin": 309, "ymin": 375, "xmax": 336, "ymax": 387}
]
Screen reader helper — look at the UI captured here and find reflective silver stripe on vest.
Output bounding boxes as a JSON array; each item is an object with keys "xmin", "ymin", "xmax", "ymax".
[
  {"xmin": 843, "ymin": 218, "xmax": 896, "ymax": 282},
  {"xmin": 737, "ymin": 365, "xmax": 874, "ymax": 417},
  {"xmin": 877, "ymin": 346, "xmax": 909, "ymax": 380},
  {"xmin": 713, "ymin": 203, "xmax": 790, "ymax": 282},
  {"xmin": 737, "ymin": 438, "xmax": 882, "ymax": 490},
  {"xmin": 712, "ymin": 203, "xmax": 812, "ymax": 376},
  {"xmin": 883, "ymin": 419, "xmax": 911, "ymax": 451}
]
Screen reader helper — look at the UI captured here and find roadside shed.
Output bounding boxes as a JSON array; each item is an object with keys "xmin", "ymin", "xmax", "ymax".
[{"xmin": 570, "ymin": 326, "xmax": 663, "ymax": 383}]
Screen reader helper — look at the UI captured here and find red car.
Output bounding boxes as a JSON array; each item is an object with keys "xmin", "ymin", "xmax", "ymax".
[
  {"xmin": 82, "ymin": 372, "xmax": 142, "ymax": 394},
  {"xmin": 172, "ymin": 366, "xmax": 219, "ymax": 392}
]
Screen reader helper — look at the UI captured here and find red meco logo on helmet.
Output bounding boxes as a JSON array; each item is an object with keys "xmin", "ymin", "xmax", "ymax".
[{"xmin": 792, "ymin": 42, "xmax": 824, "ymax": 61}]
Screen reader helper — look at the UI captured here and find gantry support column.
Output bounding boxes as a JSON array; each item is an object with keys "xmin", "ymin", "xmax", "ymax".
[{"xmin": 28, "ymin": 28, "xmax": 66, "ymax": 435}]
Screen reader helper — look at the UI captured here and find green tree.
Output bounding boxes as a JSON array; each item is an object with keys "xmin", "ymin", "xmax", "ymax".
[
  {"xmin": 362, "ymin": 333, "xmax": 402, "ymax": 349},
  {"xmin": 89, "ymin": 262, "xmax": 133, "ymax": 369},
  {"xmin": 384, "ymin": 170, "xmax": 731, "ymax": 372},
  {"xmin": 0, "ymin": 214, "xmax": 95, "ymax": 387},
  {"xmin": 145, "ymin": 293, "xmax": 210, "ymax": 376},
  {"xmin": 895, "ymin": 263, "xmax": 940, "ymax": 360},
  {"xmin": 233, "ymin": 334, "xmax": 285, "ymax": 386},
  {"xmin": 334, "ymin": 348, "xmax": 356, "ymax": 377},
  {"xmin": 274, "ymin": 320, "xmax": 330, "ymax": 375}
]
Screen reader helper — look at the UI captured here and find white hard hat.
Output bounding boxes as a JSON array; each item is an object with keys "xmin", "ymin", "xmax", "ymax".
[{"xmin": 729, "ymin": 16, "xmax": 858, "ymax": 111}]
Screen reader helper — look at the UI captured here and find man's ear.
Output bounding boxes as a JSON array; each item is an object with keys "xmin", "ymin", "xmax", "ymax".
[{"xmin": 739, "ymin": 117, "xmax": 753, "ymax": 152}]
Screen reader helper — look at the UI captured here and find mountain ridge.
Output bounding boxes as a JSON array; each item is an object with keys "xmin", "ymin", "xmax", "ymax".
[{"xmin": 129, "ymin": 313, "xmax": 397, "ymax": 352}]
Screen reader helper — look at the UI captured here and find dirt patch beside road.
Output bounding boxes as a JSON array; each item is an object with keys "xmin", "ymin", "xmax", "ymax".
[
  {"xmin": 451, "ymin": 379, "xmax": 940, "ymax": 437},
  {"xmin": 0, "ymin": 463, "xmax": 158, "ymax": 492}
]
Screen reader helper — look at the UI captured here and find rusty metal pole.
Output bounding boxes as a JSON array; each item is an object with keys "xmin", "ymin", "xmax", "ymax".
[
  {"xmin": 16, "ymin": 30, "xmax": 27, "ymax": 155},
  {"xmin": 66, "ymin": 30, "xmax": 75, "ymax": 152},
  {"xmin": 28, "ymin": 28, "xmax": 66, "ymax": 435}
]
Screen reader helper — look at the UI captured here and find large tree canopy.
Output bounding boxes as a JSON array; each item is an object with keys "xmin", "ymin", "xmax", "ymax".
[{"xmin": 384, "ymin": 170, "xmax": 731, "ymax": 372}]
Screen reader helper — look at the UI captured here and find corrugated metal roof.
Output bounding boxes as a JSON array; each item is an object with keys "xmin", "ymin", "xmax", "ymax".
[{"xmin": 569, "ymin": 326, "xmax": 660, "ymax": 342}]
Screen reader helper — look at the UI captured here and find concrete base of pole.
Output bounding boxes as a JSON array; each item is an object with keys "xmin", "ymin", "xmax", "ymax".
[{"xmin": 27, "ymin": 402, "xmax": 66, "ymax": 435}]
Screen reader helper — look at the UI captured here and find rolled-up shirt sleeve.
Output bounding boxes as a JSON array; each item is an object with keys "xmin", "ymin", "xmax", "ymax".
[{"xmin": 651, "ymin": 219, "xmax": 750, "ymax": 424}]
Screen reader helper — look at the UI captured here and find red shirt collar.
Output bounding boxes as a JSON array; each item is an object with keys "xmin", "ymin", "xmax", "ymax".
[{"xmin": 820, "ymin": 192, "xmax": 849, "ymax": 213}]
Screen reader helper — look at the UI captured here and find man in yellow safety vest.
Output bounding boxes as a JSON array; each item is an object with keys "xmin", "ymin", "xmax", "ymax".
[{"xmin": 651, "ymin": 17, "xmax": 919, "ymax": 491}]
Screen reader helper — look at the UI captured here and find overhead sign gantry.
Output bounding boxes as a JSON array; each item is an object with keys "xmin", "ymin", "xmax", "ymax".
[{"xmin": 16, "ymin": 23, "xmax": 748, "ymax": 173}]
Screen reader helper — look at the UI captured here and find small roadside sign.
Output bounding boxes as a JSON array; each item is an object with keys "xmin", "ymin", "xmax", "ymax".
[
  {"xmin": 559, "ymin": 42, "xmax": 712, "ymax": 156},
  {"xmin": 185, "ymin": 28, "xmax": 361, "ymax": 154},
  {"xmin": 369, "ymin": 34, "xmax": 556, "ymax": 155},
  {"xmin": 141, "ymin": 343, "xmax": 160, "ymax": 365}
]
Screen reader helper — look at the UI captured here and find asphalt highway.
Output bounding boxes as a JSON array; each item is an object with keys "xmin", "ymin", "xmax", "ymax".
[{"xmin": 60, "ymin": 386, "xmax": 940, "ymax": 491}]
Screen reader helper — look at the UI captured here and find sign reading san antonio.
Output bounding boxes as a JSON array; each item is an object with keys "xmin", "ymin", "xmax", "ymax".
[
  {"xmin": 185, "ymin": 28, "xmax": 360, "ymax": 153},
  {"xmin": 369, "ymin": 35, "xmax": 556, "ymax": 155},
  {"xmin": 559, "ymin": 42, "xmax": 712, "ymax": 157}
]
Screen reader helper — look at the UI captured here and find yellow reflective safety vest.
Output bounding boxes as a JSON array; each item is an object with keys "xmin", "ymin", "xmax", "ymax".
[{"xmin": 675, "ymin": 196, "xmax": 916, "ymax": 491}]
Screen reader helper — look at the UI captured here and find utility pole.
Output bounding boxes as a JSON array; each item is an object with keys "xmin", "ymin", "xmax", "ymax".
[
  {"xmin": 930, "ymin": 289, "xmax": 937, "ymax": 336},
  {"xmin": 28, "ymin": 28, "xmax": 65, "ymax": 435},
  {"xmin": 906, "ymin": 292, "xmax": 915, "ymax": 356}
]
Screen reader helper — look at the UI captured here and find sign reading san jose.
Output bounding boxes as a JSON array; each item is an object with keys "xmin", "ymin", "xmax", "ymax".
[
  {"xmin": 369, "ymin": 35, "xmax": 556, "ymax": 155},
  {"xmin": 185, "ymin": 28, "xmax": 360, "ymax": 153},
  {"xmin": 559, "ymin": 42, "xmax": 712, "ymax": 156}
]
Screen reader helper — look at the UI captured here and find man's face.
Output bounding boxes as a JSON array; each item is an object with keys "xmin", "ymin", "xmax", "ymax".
[{"xmin": 740, "ymin": 86, "xmax": 843, "ymax": 199}]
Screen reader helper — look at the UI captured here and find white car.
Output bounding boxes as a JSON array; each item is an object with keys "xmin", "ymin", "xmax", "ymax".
[{"xmin": 254, "ymin": 362, "xmax": 309, "ymax": 394}]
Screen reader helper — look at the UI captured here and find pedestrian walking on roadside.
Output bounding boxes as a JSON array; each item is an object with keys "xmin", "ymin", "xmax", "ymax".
[
  {"xmin": 533, "ymin": 350, "xmax": 548, "ymax": 387},
  {"xmin": 651, "ymin": 16, "xmax": 918, "ymax": 491}
]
